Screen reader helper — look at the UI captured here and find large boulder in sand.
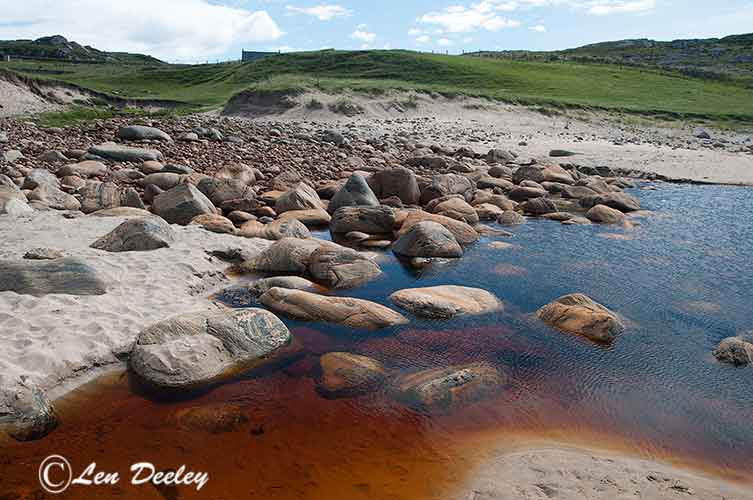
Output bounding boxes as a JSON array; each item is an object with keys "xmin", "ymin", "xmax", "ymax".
[
  {"xmin": 390, "ymin": 285, "xmax": 502, "ymax": 319},
  {"xmin": 89, "ymin": 143, "xmax": 162, "ymax": 162},
  {"xmin": 275, "ymin": 183, "xmax": 323, "ymax": 213},
  {"xmin": 713, "ymin": 335, "xmax": 753, "ymax": 366},
  {"xmin": 260, "ymin": 288, "xmax": 407, "ymax": 329},
  {"xmin": 586, "ymin": 204, "xmax": 626, "ymax": 224},
  {"xmin": 330, "ymin": 205, "xmax": 395, "ymax": 234},
  {"xmin": 0, "ymin": 258, "xmax": 108, "ymax": 296},
  {"xmin": 152, "ymin": 183, "xmax": 216, "ymax": 225},
  {"xmin": 537, "ymin": 293, "xmax": 624, "ymax": 342},
  {"xmin": 397, "ymin": 210, "xmax": 479, "ymax": 245},
  {"xmin": 391, "ymin": 362, "xmax": 505, "ymax": 413},
  {"xmin": 328, "ymin": 173, "xmax": 379, "ymax": 214},
  {"xmin": 117, "ymin": 125, "xmax": 172, "ymax": 142},
  {"xmin": 0, "ymin": 379, "xmax": 57, "ymax": 441},
  {"xmin": 393, "ymin": 221, "xmax": 462, "ymax": 258},
  {"xmin": 367, "ymin": 167, "xmax": 420, "ymax": 205},
  {"xmin": 317, "ymin": 352, "xmax": 387, "ymax": 398},
  {"xmin": 130, "ymin": 308, "xmax": 293, "ymax": 389},
  {"xmin": 91, "ymin": 216, "xmax": 174, "ymax": 252}
]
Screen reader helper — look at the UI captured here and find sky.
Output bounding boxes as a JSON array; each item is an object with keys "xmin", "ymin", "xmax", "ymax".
[{"xmin": 1, "ymin": 0, "xmax": 752, "ymax": 63}]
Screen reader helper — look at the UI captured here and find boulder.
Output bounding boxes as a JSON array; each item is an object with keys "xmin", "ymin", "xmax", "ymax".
[
  {"xmin": 0, "ymin": 258, "xmax": 107, "ymax": 296},
  {"xmin": 276, "ymin": 208, "xmax": 332, "ymax": 227},
  {"xmin": 561, "ymin": 185, "xmax": 598, "ymax": 199},
  {"xmin": 508, "ymin": 186, "xmax": 548, "ymax": 202},
  {"xmin": 476, "ymin": 176, "xmax": 514, "ymax": 191},
  {"xmin": 239, "ymin": 219, "xmax": 311, "ymax": 240},
  {"xmin": 91, "ymin": 217, "xmax": 174, "ymax": 252},
  {"xmin": 90, "ymin": 207, "xmax": 152, "ymax": 217},
  {"xmin": 1, "ymin": 197, "xmax": 32, "ymax": 216},
  {"xmin": 190, "ymin": 214, "xmax": 236, "ymax": 234},
  {"xmin": 713, "ymin": 336, "xmax": 753, "ymax": 366},
  {"xmin": 196, "ymin": 177, "xmax": 251, "ymax": 208},
  {"xmin": 428, "ymin": 196, "xmax": 479, "ymax": 225},
  {"xmin": 308, "ymin": 246, "xmax": 382, "ymax": 289},
  {"xmin": 317, "ymin": 352, "xmax": 387, "ymax": 398},
  {"xmin": 89, "ymin": 143, "xmax": 162, "ymax": 162},
  {"xmin": 140, "ymin": 172, "xmax": 186, "ymax": 191},
  {"xmin": 367, "ymin": 167, "xmax": 420, "ymax": 205},
  {"xmin": 471, "ymin": 192, "xmax": 515, "ymax": 211},
  {"xmin": 519, "ymin": 197, "xmax": 556, "ymax": 216},
  {"xmin": 248, "ymin": 276, "xmax": 320, "ymax": 297},
  {"xmin": 488, "ymin": 165, "xmax": 513, "ymax": 178},
  {"xmin": 397, "ymin": 210, "xmax": 479, "ymax": 245},
  {"xmin": 260, "ymin": 288, "xmax": 407, "ymax": 330},
  {"xmin": 215, "ymin": 163, "xmax": 256, "ymax": 186},
  {"xmin": 390, "ymin": 285, "xmax": 502, "ymax": 319},
  {"xmin": 586, "ymin": 204, "xmax": 626, "ymax": 224},
  {"xmin": 580, "ymin": 192, "xmax": 640, "ymax": 212},
  {"xmin": 420, "ymin": 174, "xmax": 474, "ymax": 204},
  {"xmin": 23, "ymin": 248, "xmax": 65, "ymax": 260},
  {"xmin": 27, "ymin": 184, "xmax": 81, "ymax": 211},
  {"xmin": 243, "ymin": 238, "xmax": 325, "ymax": 274},
  {"xmin": 537, "ymin": 293, "xmax": 624, "ymax": 343},
  {"xmin": 275, "ymin": 183, "xmax": 323, "ymax": 213},
  {"xmin": 0, "ymin": 380, "xmax": 57, "ymax": 441},
  {"xmin": 486, "ymin": 149, "xmax": 516, "ymax": 163},
  {"xmin": 474, "ymin": 203, "xmax": 505, "ymax": 221},
  {"xmin": 391, "ymin": 362, "xmax": 504, "ymax": 413},
  {"xmin": 328, "ymin": 173, "xmax": 379, "ymax": 213},
  {"xmin": 393, "ymin": 221, "xmax": 463, "ymax": 258},
  {"xmin": 152, "ymin": 183, "xmax": 216, "ymax": 225},
  {"xmin": 22, "ymin": 169, "xmax": 59, "ymax": 190},
  {"xmin": 512, "ymin": 166, "xmax": 545, "ymax": 184},
  {"xmin": 542, "ymin": 165, "xmax": 575, "ymax": 184},
  {"xmin": 330, "ymin": 205, "xmax": 395, "ymax": 234},
  {"xmin": 57, "ymin": 160, "xmax": 108, "ymax": 179},
  {"xmin": 78, "ymin": 181, "xmax": 122, "ymax": 214},
  {"xmin": 117, "ymin": 125, "xmax": 172, "ymax": 142},
  {"xmin": 129, "ymin": 309, "xmax": 292, "ymax": 389}
]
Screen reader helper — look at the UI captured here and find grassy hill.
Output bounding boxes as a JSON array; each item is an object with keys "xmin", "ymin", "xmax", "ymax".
[
  {"xmin": 4, "ymin": 49, "xmax": 753, "ymax": 123},
  {"xmin": 467, "ymin": 33, "xmax": 753, "ymax": 86},
  {"xmin": 0, "ymin": 35, "xmax": 163, "ymax": 64}
]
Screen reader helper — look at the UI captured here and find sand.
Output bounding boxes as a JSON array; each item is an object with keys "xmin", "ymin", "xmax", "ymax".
[
  {"xmin": 457, "ymin": 445, "xmax": 753, "ymax": 499},
  {"xmin": 0, "ymin": 211, "xmax": 270, "ymax": 397}
]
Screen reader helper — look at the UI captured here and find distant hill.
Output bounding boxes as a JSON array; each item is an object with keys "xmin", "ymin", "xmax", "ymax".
[
  {"xmin": 465, "ymin": 33, "xmax": 753, "ymax": 85},
  {"xmin": 0, "ymin": 35, "xmax": 164, "ymax": 64}
]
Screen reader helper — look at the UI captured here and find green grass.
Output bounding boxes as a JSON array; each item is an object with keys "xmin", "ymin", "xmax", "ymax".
[
  {"xmin": 32, "ymin": 105, "xmax": 180, "ymax": 128},
  {"xmin": 6, "ymin": 49, "xmax": 753, "ymax": 122}
]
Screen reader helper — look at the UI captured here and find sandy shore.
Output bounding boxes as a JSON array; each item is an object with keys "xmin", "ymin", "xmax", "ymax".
[
  {"xmin": 0, "ymin": 211, "xmax": 270, "ymax": 396},
  {"xmin": 457, "ymin": 445, "xmax": 753, "ymax": 499}
]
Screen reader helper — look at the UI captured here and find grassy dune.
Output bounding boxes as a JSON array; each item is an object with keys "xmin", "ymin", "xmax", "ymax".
[{"xmin": 6, "ymin": 50, "xmax": 753, "ymax": 122}]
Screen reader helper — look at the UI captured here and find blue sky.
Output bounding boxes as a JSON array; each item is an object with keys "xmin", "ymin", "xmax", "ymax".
[{"xmin": 1, "ymin": 0, "xmax": 753, "ymax": 62}]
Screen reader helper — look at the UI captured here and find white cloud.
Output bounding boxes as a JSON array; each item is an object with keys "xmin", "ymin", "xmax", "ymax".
[
  {"xmin": 529, "ymin": 24, "xmax": 547, "ymax": 32},
  {"xmin": 0, "ymin": 0, "xmax": 283, "ymax": 63},
  {"xmin": 351, "ymin": 30, "xmax": 376, "ymax": 43},
  {"xmin": 415, "ymin": 35, "xmax": 432, "ymax": 44},
  {"xmin": 418, "ymin": 2, "xmax": 522, "ymax": 33},
  {"xmin": 585, "ymin": 0, "xmax": 656, "ymax": 15},
  {"xmin": 408, "ymin": 28, "xmax": 424, "ymax": 36},
  {"xmin": 286, "ymin": 4, "xmax": 352, "ymax": 21},
  {"xmin": 438, "ymin": 38, "xmax": 453, "ymax": 46}
]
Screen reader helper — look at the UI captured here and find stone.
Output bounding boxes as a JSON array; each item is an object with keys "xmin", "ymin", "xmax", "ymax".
[
  {"xmin": 190, "ymin": 214, "xmax": 236, "ymax": 234},
  {"xmin": 23, "ymin": 248, "xmax": 64, "ymax": 260},
  {"xmin": 78, "ymin": 181, "xmax": 122, "ymax": 214},
  {"xmin": 141, "ymin": 160, "xmax": 164, "ymax": 174},
  {"xmin": 260, "ymin": 288, "xmax": 407, "ymax": 330},
  {"xmin": 276, "ymin": 208, "xmax": 331, "ymax": 227},
  {"xmin": 512, "ymin": 166, "xmax": 546, "ymax": 184},
  {"xmin": 243, "ymin": 238, "xmax": 325, "ymax": 274},
  {"xmin": 317, "ymin": 352, "xmax": 387, "ymax": 398},
  {"xmin": 28, "ymin": 184, "xmax": 81, "ymax": 211},
  {"xmin": 476, "ymin": 176, "xmax": 514, "ymax": 191},
  {"xmin": 390, "ymin": 285, "xmax": 502, "ymax": 319},
  {"xmin": 0, "ymin": 379, "xmax": 57, "ymax": 441},
  {"xmin": 519, "ymin": 197, "xmax": 556, "ymax": 216},
  {"xmin": 196, "ymin": 177, "xmax": 253, "ymax": 209},
  {"xmin": 308, "ymin": 246, "xmax": 382, "ymax": 289},
  {"xmin": 0, "ymin": 198, "xmax": 33, "ymax": 216},
  {"xmin": 162, "ymin": 164, "xmax": 193, "ymax": 175},
  {"xmin": 420, "ymin": 174, "xmax": 474, "ymax": 204},
  {"xmin": 330, "ymin": 205, "xmax": 395, "ymax": 234},
  {"xmin": 130, "ymin": 309, "xmax": 292, "ymax": 389},
  {"xmin": 397, "ymin": 210, "xmax": 479, "ymax": 245},
  {"xmin": 152, "ymin": 183, "xmax": 216, "ymax": 225},
  {"xmin": 488, "ymin": 165, "xmax": 513, "ymax": 178},
  {"xmin": 498, "ymin": 210, "xmax": 525, "ymax": 225},
  {"xmin": 328, "ymin": 173, "xmax": 379, "ymax": 214},
  {"xmin": 586, "ymin": 204, "xmax": 626, "ymax": 224},
  {"xmin": 177, "ymin": 132, "xmax": 200, "ymax": 142},
  {"xmin": 216, "ymin": 163, "xmax": 256, "ymax": 186},
  {"xmin": 393, "ymin": 221, "xmax": 463, "ymax": 258},
  {"xmin": 508, "ymin": 186, "xmax": 548, "ymax": 202},
  {"xmin": 275, "ymin": 183, "xmax": 323, "ymax": 213},
  {"xmin": 542, "ymin": 165, "xmax": 575, "ymax": 184},
  {"xmin": 474, "ymin": 203, "xmax": 505, "ymax": 221},
  {"xmin": 537, "ymin": 293, "xmax": 624, "ymax": 343},
  {"xmin": 39, "ymin": 150, "xmax": 68, "ymax": 163},
  {"xmin": 561, "ymin": 185, "xmax": 598, "ymax": 199},
  {"xmin": 391, "ymin": 362, "xmax": 504, "ymax": 413},
  {"xmin": 174, "ymin": 404, "xmax": 247, "ymax": 433},
  {"xmin": 0, "ymin": 258, "xmax": 107, "ymax": 296},
  {"xmin": 248, "ymin": 276, "xmax": 320, "ymax": 297},
  {"xmin": 141, "ymin": 172, "xmax": 186, "ymax": 191},
  {"xmin": 22, "ymin": 169, "xmax": 60, "ymax": 190},
  {"xmin": 90, "ymin": 207, "xmax": 153, "ymax": 217},
  {"xmin": 549, "ymin": 149, "xmax": 578, "ymax": 157},
  {"xmin": 3, "ymin": 150, "xmax": 23, "ymax": 163},
  {"xmin": 89, "ymin": 143, "xmax": 162, "ymax": 162},
  {"xmin": 580, "ymin": 192, "xmax": 640, "ymax": 212},
  {"xmin": 713, "ymin": 336, "xmax": 753, "ymax": 366},
  {"xmin": 57, "ymin": 160, "xmax": 108, "ymax": 179},
  {"xmin": 227, "ymin": 210, "xmax": 256, "ymax": 224},
  {"xmin": 471, "ymin": 192, "xmax": 516, "ymax": 211},
  {"xmin": 367, "ymin": 167, "xmax": 420, "ymax": 205},
  {"xmin": 486, "ymin": 149, "xmax": 515, "ymax": 163},
  {"xmin": 91, "ymin": 216, "xmax": 174, "ymax": 252},
  {"xmin": 239, "ymin": 219, "xmax": 311, "ymax": 240},
  {"xmin": 428, "ymin": 196, "xmax": 479, "ymax": 225},
  {"xmin": 117, "ymin": 125, "xmax": 172, "ymax": 142}
]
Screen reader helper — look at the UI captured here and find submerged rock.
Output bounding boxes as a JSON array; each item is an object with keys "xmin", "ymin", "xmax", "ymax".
[
  {"xmin": 260, "ymin": 287, "xmax": 408, "ymax": 329},
  {"xmin": 537, "ymin": 293, "xmax": 624, "ymax": 342},
  {"xmin": 0, "ymin": 258, "xmax": 107, "ymax": 296},
  {"xmin": 91, "ymin": 217, "xmax": 174, "ymax": 252},
  {"xmin": 174, "ymin": 404, "xmax": 248, "ymax": 433},
  {"xmin": 130, "ymin": 309, "xmax": 292, "ymax": 389},
  {"xmin": 391, "ymin": 362, "xmax": 505, "ymax": 413},
  {"xmin": 390, "ymin": 285, "xmax": 502, "ymax": 319},
  {"xmin": 317, "ymin": 352, "xmax": 387, "ymax": 398}
]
